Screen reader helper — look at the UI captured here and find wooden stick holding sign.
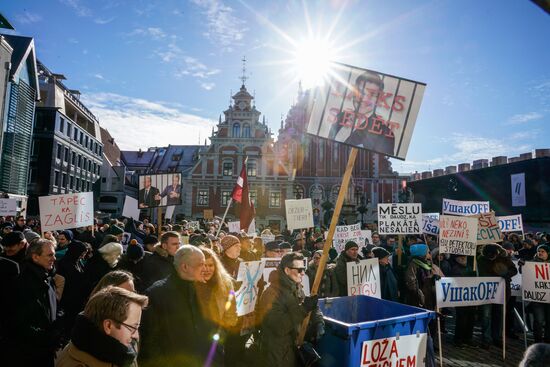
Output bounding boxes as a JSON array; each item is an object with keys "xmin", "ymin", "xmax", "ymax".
[
  {"xmin": 437, "ymin": 305, "xmax": 443, "ymax": 367},
  {"xmin": 503, "ymin": 296, "xmax": 506, "ymax": 361},
  {"xmin": 296, "ymin": 147, "xmax": 358, "ymax": 345},
  {"xmin": 157, "ymin": 207, "xmax": 163, "ymax": 237},
  {"xmin": 397, "ymin": 235, "xmax": 403, "ymax": 266}
]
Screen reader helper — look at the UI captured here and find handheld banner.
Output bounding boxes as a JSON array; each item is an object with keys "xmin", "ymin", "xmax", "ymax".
[
  {"xmin": 39, "ymin": 192, "xmax": 94, "ymax": 232},
  {"xmin": 165, "ymin": 206, "xmax": 175, "ymax": 221},
  {"xmin": 442, "ymin": 198, "xmax": 490, "ymax": 216},
  {"xmin": 439, "ymin": 215, "xmax": 478, "ymax": 256},
  {"xmin": 333, "ymin": 223, "xmax": 367, "ymax": 253},
  {"xmin": 305, "ymin": 62, "xmax": 426, "ymax": 160},
  {"xmin": 361, "ymin": 229, "xmax": 373, "ymax": 244},
  {"xmin": 476, "ymin": 211, "xmax": 503, "ymax": 244},
  {"xmin": 496, "ymin": 214, "xmax": 523, "ymax": 233},
  {"xmin": 346, "ymin": 258, "xmax": 381, "ymax": 297},
  {"xmin": 436, "ymin": 277, "xmax": 506, "ymax": 308},
  {"xmin": 235, "ymin": 260, "xmax": 265, "ymax": 316},
  {"xmin": 0, "ymin": 198, "xmax": 17, "ymax": 216},
  {"xmin": 422, "ymin": 216, "xmax": 440, "ymax": 235},
  {"xmin": 285, "ymin": 199, "xmax": 314, "ymax": 231},
  {"xmin": 424, "ymin": 212, "xmax": 440, "ymax": 220},
  {"xmin": 511, "ymin": 260, "xmax": 522, "ymax": 298},
  {"xmin": 122, "ymin": 196, "xmax": 140, "ymax": 221},
  {"xmin": 521, "ymin": 262, "xmax": 550, "ymax": 303},
  {"xmin": 187, "ymin": 221, "xmax": 200, "ymax": 231},
  {"xmin": 360, "ymin": 333, "xmax": 427, "ymax": 367},
  {"xmin": 260, "ymin": 234, "xmax": 275, "ymax": 244},
  {"xmin": 138, "ymin": 173, "xmax": 182, "ymax": 208},
  {"xmin": 377, "ymin": 203, "xmax": 422, "ymax": 234},
  {"xmin": 262, "ymin": 257, "xmax": 310, "ymax": 296},
  {"xmin": 228, "ymin": 220, "xmax": 255, "ymax": 235}
]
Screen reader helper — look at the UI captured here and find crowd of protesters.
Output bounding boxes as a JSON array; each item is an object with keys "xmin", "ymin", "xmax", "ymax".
[{"xmin": 0, "ymin": 214, "xmax": 549, "ymax": 366}]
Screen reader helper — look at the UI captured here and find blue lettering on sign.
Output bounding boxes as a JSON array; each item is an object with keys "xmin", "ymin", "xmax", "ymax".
[
  {"xmin": 443, "ymin": 201, "xmax": 489, "ymax": 215},
  {"xmin": 441, "ymin": 281, "xmax": 500, "ymax": 303}
]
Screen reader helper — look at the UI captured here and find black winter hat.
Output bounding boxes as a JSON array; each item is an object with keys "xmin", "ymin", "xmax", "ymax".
[
  {"xmin": 344, "ymin": 241, "xmax": 359, "ymax": 251},
  {"xmin": 372, "ymin": 247, "xmax": 391, "ymax": 260},
  {"xmin": 2, "ymin": 231, "xmax": 24, "ymax": 247},
  {"xmin": 127, "ymin": 240, "xmax": 145, "ymax": 261}
]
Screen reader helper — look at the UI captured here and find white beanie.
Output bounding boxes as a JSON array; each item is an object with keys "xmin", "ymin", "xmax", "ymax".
[{"xmin": 99, "ymin": 242, "xmax": 123, "ymax": 268}]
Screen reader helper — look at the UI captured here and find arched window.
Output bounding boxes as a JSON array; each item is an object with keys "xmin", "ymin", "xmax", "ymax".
[
  {"xmin": 242, "ymin": 123, "xmax": 251, "ymax": 138},
  {"xmin": 232, "ymin": 123, "xmax": 240, "ymax": 137}
]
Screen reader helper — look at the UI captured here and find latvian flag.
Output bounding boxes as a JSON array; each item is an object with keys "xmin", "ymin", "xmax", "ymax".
[{"xmin": 231, "ymin": 159, "xmax": 255, "ymax": 231}]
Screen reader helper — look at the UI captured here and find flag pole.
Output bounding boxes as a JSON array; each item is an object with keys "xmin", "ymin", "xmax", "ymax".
[
  {"xmin": 297, "ymin": 147, "xmax": 358, "ymax": 345},
  {"xmin": 216, "ymin": 198, "xmax": 232, "ymax": 237}
]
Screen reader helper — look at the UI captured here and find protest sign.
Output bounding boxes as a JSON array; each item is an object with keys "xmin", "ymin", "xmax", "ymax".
[
  {"xmin": 476, "ymin": 211, "xmax": 503, "ymax": 244},
  {"xmin": 285, "ymin": 199, "xmax": 314, "ymax": 231},
  {"xmin": 138, "ymin": 173, "xmax": 182, "ymax": 208},
  {"xmin": 121, "ymin": 232, "xmax": 132, "ymax": 251},
  {"xmin": 442, "ymin": 198, "xmax": 490, "ymax": 216},
  {"xmin": 260, "ymin": 234, "xmax": 275, "ymax": 244},
  {"xmin": 305, "ymin": 62, "xmax": 426, "ymax": 160},
  {"xmin": 422, "ymin": 216, "xmax": 440, "ymax": 235},
  {"xmin": 165, "ymin": 206, "xmax": 175, "ymax": 221},
  {"xmin": 436, "ymin": 277, "xmax": 506, "ymax": 308},
  {"xmin": 439, "ymin": 215, "xmax": 478, "ymax": 256},
  {"xmin": 360, "ymin": 333, "xmax": 427, "ymax": 367},
  {"xmin": 377, "ymin": 203, "xmax": 422, "ymax": 234},
  {"xmin": 346, "ymin": 258, "xmax": 381, "ymax": 297},
  {"xmin": 511, "ymin": 260, "xmax": 522, "ymax": 297},
  {"xmin": 235, "ymin": 260, "xmax": 265, "ymax": 316},
  {"xmin": 228, "ymin": 220, "xmax": 256, "ymax": 235},
  {"xmin": 361, "ymin": 230, "xmax": 373, "ymax": 244},
  {"xmin": 39, "ymin": 192, "xmax": 94, "ymax": 232},
  {"xmin": 522, "ymin": 262, "xmax": 550, "ymax": 303},
  {"xmin": 203, "ymin": 209, "xmax": 214, "ymax": 220},
  {"xmin": 262, "ymin": 257, "xmax": 310, "ymax": 296},
  {"xmin": 496, "ymin": 214, "xmax": 523, "ymax": 233},
  {"xmin": 424, "ymin": 212, "xmax": 440, "ymax": 220},
  {"xmin": 122, "ymin": 196, "xmax": 140, "ymax": 221},
  {"xmin": 333, "ymin": 223, "xmax": 365, "ymax": 253},
  {"xmin": 0, "ymin": 198, "xmax": 17, "ymax": 216},
  {"xmin": 187, "ymin": 221, "xmax": 200, "ymax": 231}
]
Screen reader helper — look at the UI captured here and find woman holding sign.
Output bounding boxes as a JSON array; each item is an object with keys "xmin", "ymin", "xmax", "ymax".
[{"xmin": 531, "ymin": 244, "xmax": 550, "ymax": 343}]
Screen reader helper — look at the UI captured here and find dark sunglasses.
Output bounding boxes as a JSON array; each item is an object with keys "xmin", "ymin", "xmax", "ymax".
[{"xmin": 289, "ymin": 267, "xmax": 306, "ymax": 273}]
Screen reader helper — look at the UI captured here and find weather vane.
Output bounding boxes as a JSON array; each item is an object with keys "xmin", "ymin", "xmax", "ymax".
[{"xmin": 240, "ymin": 56, "xmax": 248, "ymax": 86}]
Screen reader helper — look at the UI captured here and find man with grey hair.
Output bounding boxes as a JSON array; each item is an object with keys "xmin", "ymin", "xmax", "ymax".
[{"xmin": 140, "ymin": 245, "xmax": 214, "ymax": 367}]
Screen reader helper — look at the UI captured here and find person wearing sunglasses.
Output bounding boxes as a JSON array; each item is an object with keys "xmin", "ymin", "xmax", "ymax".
[
  {"xmin": 56, "ymin": 285, "xmax": 148, "ymax": 367},
  {"xmin": 257, "ymin": 252, "xmax": 324, "ymax": 367}
]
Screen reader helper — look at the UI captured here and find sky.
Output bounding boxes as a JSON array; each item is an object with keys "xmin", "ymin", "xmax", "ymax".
[{"xmin": 1, "ymin": 0, "xmax": 549, "ymax": 174}]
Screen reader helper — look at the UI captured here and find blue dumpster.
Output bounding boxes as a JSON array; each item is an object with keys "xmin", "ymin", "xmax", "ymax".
[{"xmin": 317, "ymin": 296, "xmax": 436, "ymax": 367}]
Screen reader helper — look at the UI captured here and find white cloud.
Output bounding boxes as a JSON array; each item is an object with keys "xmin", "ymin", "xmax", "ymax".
[
  {"xmin": 94, "ymin": 17, "xmax": 115, "ymax": 25},
  {"xmin": 128, "ymin": 27, "xmax": 167, "ymax": 40},
  {"xmin": 507, "ymin": 112, "xmax": 543, "ymax": 125},
  {"xmin": 200, "ymin": 82, "xmax": 215, "ymax": 90},
  {"xmin": 177, "ymin": 56, "xmax": 220, "ymax": 79},
  {"xmin": 190, "ymin": 0, "xmax": 248, "ymax": 51},
  {"xmin": 82, "ymin": 92, "xmax": 214, "ymax": 150},
  {"xmin": 93, "ymin": 73, "xmax": 105, "ymax": 80},
  {"xmin": 16, "ymin": 12, "xmax": 42, "ymax": 24},
  {"xmin": 59, "ymin": 0, "xmax": 92, "ymax": 17}
]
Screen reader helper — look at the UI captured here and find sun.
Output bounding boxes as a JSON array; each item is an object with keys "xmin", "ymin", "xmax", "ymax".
[{"xmin": 291, "ymin": 37, "xmax": 337, "ymax": 89}]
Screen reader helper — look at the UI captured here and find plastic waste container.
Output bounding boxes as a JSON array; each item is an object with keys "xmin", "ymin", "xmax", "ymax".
[{"xmin": 317, "ymin": 295, "xmax": 436, "ymax": 367}]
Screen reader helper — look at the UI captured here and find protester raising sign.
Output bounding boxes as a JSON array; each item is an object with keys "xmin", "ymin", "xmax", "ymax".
[
  {"xmin": 187, "ymin": 221, "xmax": 200, "ymax": 231},
  {"xmin": 439, "ymin": 215, "xmax": 478, "ymax": 256},
  {"xmin": 377, "ymin": 203, "xmax": 422, "ymax": 234},
  {"xmin": 436, "ymin": 277, "xmax": 506, "ymax": 308},
  {"xmin": 360, "ymin": 333, "xmax": 427, "ymax": 367},
  {"xmin": 333, "ymin": 223, "xmax": 366, "ymax": 253},
  {"xmin": 285, "ymin": 199, "xmax": 314, "ymax": 231},
  {"xmin": 235, "ymin": 260, "xmax": 265, "ymax": 316},
  {"xmin": 0, "ymin": 198, "xmax": 17, "ymax": 216},
  {"xmin": 496, "ymin": 214, "xmax": 523, "ymax": 233},
  {"xmin": 346, "ymin": 258, "xmax": 381, "ymax": 297},
  {"xmin": 228, "ymin": 220, "xmax": 256, "ymax": 235},
  {"xmin": 476, "ymin": 211, "xmax": 503, "ymax": 244},
  {"xmin": 422, "ymin": 216, "xmax": 439, "ymax": 236},
  {"xmin": 39, "ymin": 192, "xmax": 94, "ymax": 232},
  {"xmin": 522, "ymin": 262, "xmax": 550, "ymax": 303},
  {"xmin": 442, "ymin": 198, "xmax": 490, "ymax": 216},
  {"xmin": 305, "ymin": 63, "xmax": 426, "ymax": 160},
  {"xmin": 122, "ymin": 196, "xmax": 140, "ymax": 221}
]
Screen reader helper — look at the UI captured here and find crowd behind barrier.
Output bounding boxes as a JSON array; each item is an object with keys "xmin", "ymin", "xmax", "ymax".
[{"xmin": 0, "ymin": 214, "xmax": 549, "ymax": 366}]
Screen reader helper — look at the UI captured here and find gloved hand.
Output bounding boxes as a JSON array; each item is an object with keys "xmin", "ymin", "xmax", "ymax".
[{"xmin": 302, "ymin": 295, "xmax": 319, "ymax": 313}]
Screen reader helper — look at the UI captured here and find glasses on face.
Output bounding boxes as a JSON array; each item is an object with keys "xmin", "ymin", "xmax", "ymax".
[
  {"xmin": 116, "ymin": 321, "xmax": 140, "ymax": 336},
  {"xmin": 289, "ymin": 267, "xmax": 306, "ymax": 273}
]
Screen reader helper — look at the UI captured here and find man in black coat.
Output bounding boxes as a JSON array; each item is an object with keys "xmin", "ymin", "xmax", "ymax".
[
  {"xmin": 139, "ymin": 245, "xmax": 213, "ymax": 367},
  {"xmin": 6, "ymin": 239, "xmax": 59, "ymax": 367},
  {"xmin": 140, "ymin": 231, "xmax": 181, "ymax": 290},
  {"xmin": 0, "ymin": 231, "xmax": 28, "ymax": 266}
]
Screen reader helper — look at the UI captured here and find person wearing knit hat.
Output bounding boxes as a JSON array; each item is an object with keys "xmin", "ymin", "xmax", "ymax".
[
  {"xmin": 334, "ymin": 240, "xmax": 363, "ymax": 296},
  {"xmin": 23, "ymin": 230, "xmax": 41, "ymax": 245},
  {"xmin": 264, "ymin": 241, "xmax": 281, "ymax": 258},
  {"xmin": 220, "ymin": 235, "xmax": 242, "ymax": 279},
  {"xmin": 313, "ymin": 237, "xmax": 325, "ymax": 250},
  {"xmin": 143, "ymin": 235, "xmax": 158, "ymax": 252},
  {"xmin": 536, "ymin": 244, "xmax": 550, "ymax": 261},
  {"xmin": 107, "ymin": 224, "xmax": 124, "ymax": 241},
  {"xmin": 1, "ymin": 231, "xmax": 27, "ymax": 265},
  {"xmin": 126, "ymin": 239, "xmax": 145, "ymax": 262},
  {"xmin": 56, "ymin": 229, "xmax": 74, "ymax": 260},
  {"xmin": 409, "ymin": 244, "xmax": 429, "ymax": 258},
  {"xmin": 372, "ymin": 246, "xmax": 399, "ymax": 302}
]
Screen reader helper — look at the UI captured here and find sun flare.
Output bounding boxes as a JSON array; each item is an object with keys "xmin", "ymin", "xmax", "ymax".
[{"xmin": 291, "ymin": 37, "xmax": 337, "ymax": 89}]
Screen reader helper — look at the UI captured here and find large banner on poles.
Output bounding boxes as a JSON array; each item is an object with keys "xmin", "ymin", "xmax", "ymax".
[
  {"xmin": 436, "ymin": 277, "xmax": 506, "ymax": 308},
  {"xmin": 305, "ymin": 63, "xmax": 426, "ymax": 159},
  {"xmin": 360, "ymin": 333, "xmax": 427, "ymax": 367},
  {"xmin": 521, "ymin": 262, "xmax": 550, "ymax": 303},
  {"xmin": 39, "ymin": 192, "xmax": 94, "ymax": 232},
  {"xmin": 377, "ymin": 203, "xmax": 422, "ymax": 234},
  {"xmin": 442, "ymin": 198, "xmax": 490, "ymax": 216},
  {"xmin": 438, "ymin": 215, "xmax": 478, "ymax": 256},
  {"xmin": 346, "ymin": 258, "xmax": 381, "ymax": 297}
]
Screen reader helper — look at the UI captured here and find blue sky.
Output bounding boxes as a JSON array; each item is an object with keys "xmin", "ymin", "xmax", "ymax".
[{"xmin": 2, "ymin": 0, "xmax": 549, "ymax": 174}]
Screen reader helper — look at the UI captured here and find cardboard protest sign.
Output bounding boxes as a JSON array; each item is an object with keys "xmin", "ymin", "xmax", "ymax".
[
  {"xmin": 361, "ymin": 230, "xmax": 373, "ymax": 244},
  {"xmin": 138, "ymin": 173, "xmax": 182, "ymax": 208},
  {"xmin": 305, "ymin": 63, "xmax": 426, "ymax": 160},
  {"xmin": 203, "ymin": 209, "xmax": 214, "ymax": 220},
  {"xmin": 439, "ymin": 215, "xmax": 478, "ymax": 256},
  {"xmin": 377, "ymin": 203, "xmax": 422, "ymax": 234},
  {"xmin": 0, "ymin": 198, "xmax": 17, "ymax": 216},
  {"xmin": 285, "ymin": 199, "xmax": 314, "ymax": 231},
  {"xmin": 442, "ymin": 198, "xmax": 490, "ymax": 216},
  {"xmin": 228, "ymin": 220, "xmax": 255, "ymax": 235},
  {"xmin": 360, "ymin": 333, "xmax": 427, "ymax": 367},
  {"xmin": 496, "ymin": 214, "xmax": 523, "ymax": 233},
  {"xmin": 39, "ymin": 192, "xmax": 94, "ymax": 232},
  {"xmin": 262, "ymin": 257, "xmax": 310, "ymax": 296},
  {"xmin": 522, "ymin": 262, "xmax": 550, "ymax": 303},
  {"xmin": 333, "ymin": 223, "xmax": 366, "ymax": 253},
  {"xmin": 260, "ymin": 234, "xmax": 275, "ymax": 244},
  {"xmin": 165, "ymin": 206, "xmax": 175, "ymax": 221},
  {"xmin": 424, "ymin": 212, "xmax": 440, "ymax": 220},
  {"xmin": 187, "ymin": 221, "xmax": 200, "ymax": 231},
  {"xmin": 511, "ymin": 260, "xmax": 522, "ymax": 298},
  {"xmin": 235, "ymin": 261, "xmax": 265, "ymax": 316},
  {"xmin": 436, "ymin": 277, "xmax": 506, "ymax": 308},
  {"xmin": 422, "ymin": 216, "xmax": 440, "ymax": 235},
  {"xmin": 122, "ymin": 196, "xmax": 140, "ymax": 221},
  {"xmin": 346, "ymin": 258, "xmax": 381, "ymax": 297},
  {"xmin": 476, "ymin": 211, "xmax": 503, "ymax": 244}
]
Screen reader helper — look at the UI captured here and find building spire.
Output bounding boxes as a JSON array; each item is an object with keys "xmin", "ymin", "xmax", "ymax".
[{"xmin": 240, "ymin": 56, "xmax": 248, "ymax": 87}]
